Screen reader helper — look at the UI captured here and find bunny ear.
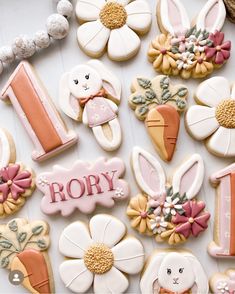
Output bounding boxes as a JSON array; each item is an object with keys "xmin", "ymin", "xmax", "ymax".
[
  {"xmin": 158, "ymin": 0, "xmax": 190, "ymax": 36},
  {"xmin": 132, "ymin": 147, "xmax": 166, "ymax": 198},
  {"xmin": 87, "ymin": 59, "xmax": 121, "ymax": 104},
  {"xmin": 0, "ymin": 129, "xmax": 15, "ymax": 168},
  {"xmin": 172, "ymin": 154, "xmax": 204, "ymax": 200},
  {"xmin": 59, "ymin": 72, "xmax": 82, "ymax": 121},
  {"xmin": 196, "ymin": 0, "xmax": 226, "ymax": 32}
]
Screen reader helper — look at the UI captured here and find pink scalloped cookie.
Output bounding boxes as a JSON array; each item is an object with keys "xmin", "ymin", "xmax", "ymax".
[
  {"xmin": 210, "ymin": 269, "xmax": 235, "ymax": 293},
  {"xmin": 36, "ymin": 157, "xmax": 129, "ymax": 216}
]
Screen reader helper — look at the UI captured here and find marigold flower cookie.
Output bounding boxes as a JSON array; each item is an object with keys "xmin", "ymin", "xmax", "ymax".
[
  {"xmin": 0, "ymin": 218, "xmax": 54, "ymax": 293},
  {"xmin": 129, "ymin": 75, "xmax": 188, "ymax": 161},
  {"xmin": 185, "ymin": 77, "xmax": 235, "ymax": 157},
  {"xmin": 76, "ymin": 0, "xmax": 152, "ymax": 61},
  {"xmin": 58, "ymin": 214, "xmax": 144, "ymax": 293},
  {"xmin": 0, "ymin": 129, "xmax": 35, "ymax": 218},
  {"xmin": 210, "ymin": 269, "xmax": 235, "ymax": 293},
  {"xmin": 148, "ymin": 0, "xmax": 231, "ymax": 79},
  {"xmin": 126, "ymin": 147, "xmax": 210, "ymax": 245}
]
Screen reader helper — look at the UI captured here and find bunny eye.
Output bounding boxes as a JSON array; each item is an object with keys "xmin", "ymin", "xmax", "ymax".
[
  {"xmin": 85, "ymin": 74, "xmax": 90, "ymax": 80},
  {"xmin": 167, "ymin": 268, "xmax": 171, "ymax": 275},
  {"xmin": 179, "ymin": 268, "xmax": 184, "ymax": 274},
  {"xmin": 74, "ymin": 79, "xmax": 79, "ymax": 85}
]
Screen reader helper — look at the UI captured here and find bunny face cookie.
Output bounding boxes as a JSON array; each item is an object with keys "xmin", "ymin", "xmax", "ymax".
[
  {"xmin": 126, "ymin": 147, "xmax": 210, "ymax": 245},
  {"xmin": 59, "ymin": 60, "xmax": 122, "ymax": 151},
  {"xmin": 140, "ymin": 250, "xmax": 209, "ymax": 294},
  {"xmin": 148, "ymin": 0, "xmax": 231, "ymax": 79}
]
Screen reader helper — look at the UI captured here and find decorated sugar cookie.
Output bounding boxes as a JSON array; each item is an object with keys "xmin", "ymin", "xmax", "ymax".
[
  {"xmin": 0, "ymin": 129, "xmax": 35, "ymax": 218},
  {"xmin": 76, "ymin": 0, "xmax": 151, "ymax": 61},
  {"xmin": 210, "ymin": 269, "xmax": 235, "ymax": 293},
  {"xmin": 1, "ymin": 61, "xmax": 77, "ymax": 162},
  {"xmin": 36, "ymin": 157, "xmax": 129, "ymax": 216},
  {"xmin": 140, "ymin": 250, "xmax": 209, "ymax": 294},
  {"xmin": 127, "ymin": 147, "xmax": 210, "ymax": 245},
  {"xmin": 0, "ymin": 218, "xmax": 54, "ymax": 293},
  {"xmin": 129, "ymin": 75, "xmax": 188, "ymax": 161},
  {"xmin": 148, "ymin": 0, "xmax": 231, "ymax": 79},
  {"xmin": 59, "ymin": 60, "xmax": 122, "ymax": 151},
  {"xmin": 59, "ymin": 214, "xmax": 144, "ymax": 293},
  {"xmin": 208, "ymin": 163, "xmax": 235, "ymax": 258},
  {"xmin": 185, "ymin": 77, "xmax": 235, "ymax": 157}
]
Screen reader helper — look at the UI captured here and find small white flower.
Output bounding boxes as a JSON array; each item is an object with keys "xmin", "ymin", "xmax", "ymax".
[
  {"xmin": 163, "ymin": 196, "xmax": 182, "ymax": 216},
  {"xmin": 176, "ymin": 52, "xmax": 194, "ymax": 70},
  {"xmin": 38, "ymin": 176, "xmax": 49, "ymax": 187},
  {"xmin": 186, "ymin": 33, "xmax": 206, "ymax": 53},
  {"xmin": 217, "ymin": 281, "xmax": 230, "ymax": 293},
  {"xmin": 115, "ymin": 187, "xmax": 124, "ymax": 198},
  {"xmin": 150, "ymin": 216, "xmax": 168, "ymax": 234}
]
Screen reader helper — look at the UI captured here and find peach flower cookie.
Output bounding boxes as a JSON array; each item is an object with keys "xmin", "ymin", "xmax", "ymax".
[
  {"xmin": 148, "ymin": 0, "xmax": 231, "ymax": 79},
  {"xmin": 0, "ymin": 129, "xmax": 35, "ymax": 218},
  {"xmin": 58, "ymin": 214, "xmax": 144, "ymax": 293},
  {"xmin": 210, "ymin": 269, "xmax": 235, "ymax": 293},
  {"xmin": 185, "ymin": 77, "xmax": 235, "ymax": 158},
  {"xmin": 76, "ymin": 0, "xmax": 151, "ymax": 61},
  {"xmin": 140, "ymin": 250, "xmax": 209, "ymax": 294},
  {"xmin": 127, "ymin": 147, "xmax": 210, "ymax": 245},
  {"xmin": 0, "ymin": 218, "xmax": 54, "ymax": 293},
  {"xmin": 129, "ymin": 75, "xmax": 188, "ymax": 161}
]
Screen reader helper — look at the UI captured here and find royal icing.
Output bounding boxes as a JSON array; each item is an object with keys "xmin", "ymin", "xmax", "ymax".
[
  {"xmin": 36, "ymin": 157, "xmax": 129, "ymax": 216},
  {"xmin": 127, "ymin": 147, "xmax": 210, "ymax": 245},
  {"xmin": 0, "ymin": 129, "xmax": 14, "ymax": 168},
  {"xmin": 59, "ymin": 214, "xmax": 145, "ymax": 293},
  {"xmin": 148, "ymin": 0, "xmax": 231, "ymax": 79},
  {"xmin": 129, "ymin": 75, "xmax": 188, "ymax": 161},
  {"xmin": 185, "ymin": 77, "xmax": 235, "ymax": 157},
  {"xmin": 208, "ymin": 163, "xmax": 235, "ymax": 258},
  {"xmin": 76, "ymin": 0, "xmax": 151, "ymax": 61},
  {"xmin": 59, "ymin": 60, "xmax": 122, "ymax": 151},
  {"xmin": 1, "ymin": 61, "xmax": 77, "ymax": 162},
  {"xmin": 140, "ymin": 250, "xmax": 209, "ymax": 294},
  {"xmin": 0, "ymin": 218, "xmax": 53, "ymax": 293},
  {"xmin": 210, "ymin": 270, "xmax": 235, "ymax": 294}
]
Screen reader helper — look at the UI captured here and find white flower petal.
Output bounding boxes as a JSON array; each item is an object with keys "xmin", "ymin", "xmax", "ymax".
[
  {"xmin": 207, "ymin": 127, "xmax": 235, "ymax": 157},
  {"xmin": 112, "ymin": 237, "xmax": 144, "ymax": 274},
  {"xmin": 77, "ymin": 20, "xmax": 110, "ymax": 58},
  {"xmin": 116, "ymin": 0, "xmax": 131, "ymax": 5},
  {"xmin": 171, "ymin": 209, "xmax": 176, "ymax": 215},
  {"xmin": 125, "ymin": 0, "xmax": 151, "ymax": 34},
  {"xmin": 59, "ymin": 259, "xmax": 93, "ymax": 293},
  {"xmin": 93, "ymin": 267, "xmax": 129, "ymax": 294},
  {"xmin": 195, "ymin": 77, "xmax": 231, "ymax": 107},
  {"xmin": 89, "ymin": 214, "xmax": 126, "ymax": 247},
  {"xmin": 76, "ymin": 0, "xmax": 105, "ymax": 22},
  {"xmin": 108, "ymin": 25, "xmax": 140, "ymax": 61},
  {"xmin": 165, "ymin": 208, "xmax": 170, "ymax": 214},
  {"xmin": 185, "ymin": 105, "xmax": 219, "ymax": 140},
  {"xmin": 59, "ymin": 221, "xmax": 92, "ymax": 258}
]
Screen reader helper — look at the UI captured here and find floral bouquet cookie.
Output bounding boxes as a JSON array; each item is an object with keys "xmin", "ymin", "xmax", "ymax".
[
  {"xmin": 148, "ymin": 0, "xmax": 231, "ymax": 79},
  {"xmin": 127, "ymin": 147, "xmax": 210, "ymax": 245}
]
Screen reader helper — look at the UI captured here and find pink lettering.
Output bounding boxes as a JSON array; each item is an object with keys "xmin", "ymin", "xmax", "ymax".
[
  {"xmin": 101, "ymin": 170, "xmax": 117, "ymax": 191},
  {"xmin": 84, "ymin": 175, "xmax": 103, "ymax": 196},
  {"xmin": 49, "ymin": 182, "xmax": 66, "ymax": 203},
  {"xmin": 66, "ymin": 179, "xmax": 85, "ymax": 199}
]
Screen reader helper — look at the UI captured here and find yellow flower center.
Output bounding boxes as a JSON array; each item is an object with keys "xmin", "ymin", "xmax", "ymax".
[
  {"xmin": 84, "ymin": 243, "xmax": 114, "ymax": 274},
  {"xmin": 215, "ymin": 99, "xmax": 235, "ymax": 128},
  {"xmin": 99, "ymin": 2, "xmax": 127, "ymax": 30}
]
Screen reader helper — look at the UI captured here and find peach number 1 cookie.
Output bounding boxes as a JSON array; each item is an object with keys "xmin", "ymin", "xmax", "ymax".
[
  {"xmin": 210, "ymin": 269, "xmax": 235, "ymax": 293},
  {"xmin": 0, "ymin": 129, "xmax": 35, "ymax": 218},
  {"xmin": 0, "ymin": 218, "xmax": 54, "ymax": 294},
  {"xmin": 129, "ymin": 75, "xmax": 188, "ymax": 161},
  {"xmin": 1, "ymin": 61, "xmax": 77, "ymax": 162}
]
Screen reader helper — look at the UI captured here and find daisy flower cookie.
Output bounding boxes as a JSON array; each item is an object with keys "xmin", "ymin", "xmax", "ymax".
[
  {"xmin": 126, "ymin": 147, "xmax": 210, "ymax": 245},
  {"xmin": 185, "ymin": 77, "xmax": 235, "ymax": 157},
  {"xmin": 210, "ymin": 270, "xmax": 235, "ymax": 293},
  {"xmin": 76, "ymin": 0, "xmax": 152, "ymax": 61},
  {"xmin": 58, "ymin": 214, "xmax": 144, "ymax": 293}
]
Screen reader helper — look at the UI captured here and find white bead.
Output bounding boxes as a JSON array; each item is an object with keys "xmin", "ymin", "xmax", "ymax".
[
  {"xmin": 12, "ymin": 35, "xmax": 36, "ymax": 59},
  {"xmin": 0, "ymin": 61, "xmax": 3, "ymax": 75},
  {"xmin": 57, "ymin": 0, "xmax": 73, "ymax": 18},
  {"xmin": 46, "ymin": 14, "xmax": 69, "ymax": 40},
  {"xmin": 34, "ymin": 30, "xmax": 51, "ymax": 49},
  {"xmin": 0, "ymin": 46, "xmax": 15, "ymax": 64}
]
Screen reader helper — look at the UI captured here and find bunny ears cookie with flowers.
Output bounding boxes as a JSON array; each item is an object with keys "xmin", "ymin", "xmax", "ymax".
[
  {"xmin": 59, "ymin": 60, "xmax": 122, "ymax": 151},
  {"xmin": 76, "ymin": 0, "xmax": 152, "ymax": 61},
  {"xmin": 148, "ymin": 0, "xmax": 231, "ymax": 79},
  {"xmin": 127, "ymin": 147, "xmax": 210, "ymax": 245}
]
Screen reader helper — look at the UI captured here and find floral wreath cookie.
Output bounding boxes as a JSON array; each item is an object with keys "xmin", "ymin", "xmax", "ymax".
[
  {"xmin": 129, "ymin": 75, "xmax": 188, "ymax": 161},
  {"xmin": 185, "ymin": 77, "xmax": 235, "ymax": 158},
  {"xmin": 76, "ymin": 0, "xmax": 152, "ymax": 61},
  {"xmin": 140, "ymin": 250, "xmax": 209, "ymax": 294},
  {"xmin": 58, "ymin": 214, "xmax": 144, "ymax": 293},
  {"xmin": 127, "ymin": 147, "xmax": 210, "ymax": 245},
  {"xmin": 210, "ymin": 269, "xmax": 235, "ymax": 294},
  {"xmin": 0, "ymin": 218, "xmax": 54, "ymax": 293},
  {"xmin": 0, "ymin": 129, "xmax": 35, "ymax": 218},
  {"xmin": 148, "ymin": 0, "xmax": 231, "ymax": 79}
]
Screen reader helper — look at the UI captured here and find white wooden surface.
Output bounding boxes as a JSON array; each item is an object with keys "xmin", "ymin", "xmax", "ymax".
[{"xmin": 0, "ymin": 0, "xmax": 235, "ymax": 293}]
